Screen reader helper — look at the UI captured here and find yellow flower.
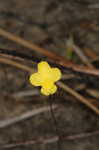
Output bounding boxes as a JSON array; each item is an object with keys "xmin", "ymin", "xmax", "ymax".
[{"xmin": 29, "ymin": 61, "xmax": 62, "ymax": 96}]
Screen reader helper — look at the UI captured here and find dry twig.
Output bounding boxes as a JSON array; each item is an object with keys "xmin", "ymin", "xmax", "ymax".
[
  {"xmin": 0, "ymin": 28, "xmax": 99, "ymax": 76},
  {"xmin": 0, "ymin": 57, "xmax": 33, "ymax": 72},
  {"xmin": 1, "ymin": 130, "xmax": 99, "ymax": 149},
  {"xmin": 57, "ymin": 81, "xmax": 99, "ymax": 115},
  {"xmin": 0, "ymin": 105, "xmax": 58, "ymax": 128}
]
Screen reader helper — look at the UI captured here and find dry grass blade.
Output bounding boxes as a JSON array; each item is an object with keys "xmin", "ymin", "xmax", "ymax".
[
  {"xmin": 84, "ymin": 47, "xmax": 97, "ymax": 60},
  {"xmin": 72, "ymin": 45, "xmax": 94, "ymax": 68},
  {"xmin": 0, "ymin": 28, "xmax": 99, "ymax": 76},
  {"xmin": 57, "ymin": 81, "xmax": 99, "ymax": 115},
  {"xmin": 0, "ymin": 57, "xmax": 33, "ymax": 72},
  {"xmin": 0, "ymin": 53, "xmax": 28, "ymax": 62},
  {"xmin": 86, "ymin": 89, "xmax": 99, "ymax": 99},
  {"xmin": 66, "ymin": 36, "xmax": 93, "ymax": 68},
  {"xmin": 0, "ymin": 105, "xmax": 58, "ymax": 128},
  {"xmin": 12, "ymin": 89, "xmax": 39, "ymax": 98},
  {"xmin": 1, "ymin": 130, "xmax": 99, "ymax": 149},
  {"xmin": 0, "ymin": 28, "xmax": 63, "ymax": 61}
]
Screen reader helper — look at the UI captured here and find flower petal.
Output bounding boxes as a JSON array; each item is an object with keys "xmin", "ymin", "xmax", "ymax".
[
  {"xmin": 51, "ymin": 68, "xmax": 62, "ymax": 81},
  {"xmin": 41, "ymin": 83, "xmax": 57, "ymax": 96},
  {"xmin": 29, "ymin": 73, "xmax": 41, "ymax": 86},
  {"xmin": 38, "ymin": 61, "xmax": 51, "ymax": 75},
  {"xmin": 49, "ymin": 84, "xmax": 57, "ymax": 94}
]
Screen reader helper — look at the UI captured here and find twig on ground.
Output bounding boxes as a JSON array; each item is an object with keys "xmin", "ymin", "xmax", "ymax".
[
  {"xmin": 0, "ymin": 28, "xmax": 99, "ymax": 76},
  {"xmin": 1, "ymin": 130, "xmax": 99, "ymax": 149},
  {"xmin": 12, "ymin": 89, "xmax": 39, "ymax": 98},
  {"xmin": 73, "ymin": 45, "xmax": 94, "ymax": 68},
  {"xmin": 83, "ymin": 47, "xmax": 97, "ymax": 60},
  {"xmin": 0, "ymin": 104, "xmax": 58, "ymax": 128},
  {"xmin": 66, "ymin": 36, "xmax": 93, "ymax": 68},
  {"xmin": 0, "ymin": 57, "xmax": 33, "ymax": 72},
  {"xmin": 86, "ymin": 88, "xmax": 99, "ymax": 99},
  {"xmin": 0, "ymin": 28, "xmax": 62, "ymax": 62},
  {"xmin": 61, "ymin": 74, "xmax": 75, "ymax": 80},
  {"xmin": 57, "ymin": 81, "xmax": 99, "ymax": 115}
]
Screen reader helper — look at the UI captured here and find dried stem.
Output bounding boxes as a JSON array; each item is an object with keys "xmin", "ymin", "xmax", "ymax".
[
  {"xmin": 0, "ymin": 57, "xmax": 33, "ymax": 72},
  {"xmin": 1, "ymin": 130, "xmax": 99, "ymax": 149},
  {"xmin": 0, "ymin": 28, "xmax": 99, "ymax": 76},
  {"xmin": 57, "ymin": 81, "xmax": 99, "ymax": 115},
  {"xmin": 0, "ymin": 105, "xmax": 58, "ymax": 128}
]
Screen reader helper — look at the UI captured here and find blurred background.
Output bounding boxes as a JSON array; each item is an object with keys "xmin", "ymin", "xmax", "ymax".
[{"xmin": 0, "ymin": 0, "xmax": 99, "ymax": 150}]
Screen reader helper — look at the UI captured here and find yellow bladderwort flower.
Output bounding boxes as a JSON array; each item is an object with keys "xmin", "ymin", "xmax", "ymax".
[{"xmin": 29, "ymin": 61, "xmax": 62, "ymax": 96}]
